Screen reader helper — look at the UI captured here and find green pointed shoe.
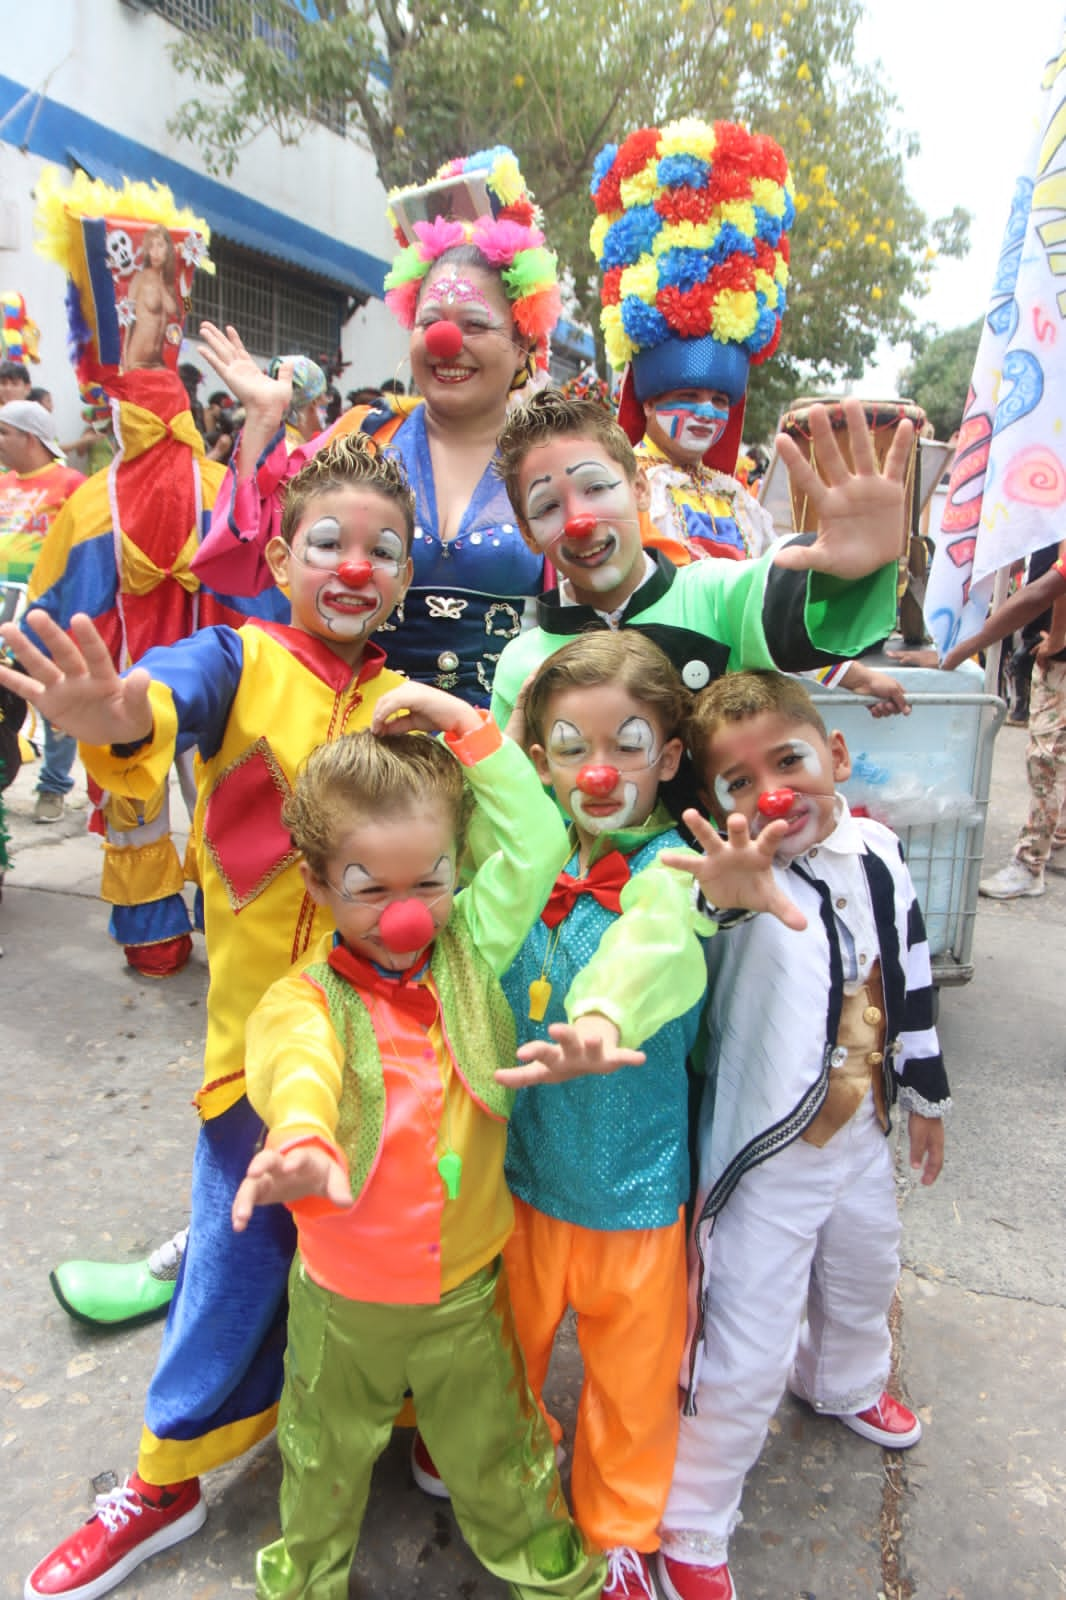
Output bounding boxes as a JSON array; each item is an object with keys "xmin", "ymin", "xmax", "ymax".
[{"xmin": 49, "ymin": 1228, "xmax": 188, "ymax": 1329}]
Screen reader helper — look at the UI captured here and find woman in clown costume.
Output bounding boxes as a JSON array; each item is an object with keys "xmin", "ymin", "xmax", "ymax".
[{"xmin": 194, "ymin": 145, "xmax": 562, "ymax": 708}]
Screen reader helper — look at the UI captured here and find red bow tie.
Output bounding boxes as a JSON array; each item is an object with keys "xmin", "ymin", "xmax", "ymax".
[
  {"xmin": 541, "ymin": 849, "xmax": 631, "ymax": 929},
  {"xmin": 327, "ymin": 941, "xmax": 438, "ymax": 1028}
]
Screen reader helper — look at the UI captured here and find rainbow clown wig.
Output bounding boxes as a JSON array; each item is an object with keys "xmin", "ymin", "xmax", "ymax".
[
  {"xmin": 590, "ymin": 118, "xmax": 793, "ymax": 462},
  {"xmin": 383, "ymin": 146, "xmax": 561, "ymax": 371}
]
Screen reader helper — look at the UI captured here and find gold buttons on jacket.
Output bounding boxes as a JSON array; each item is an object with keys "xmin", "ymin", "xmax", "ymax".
[
  {"xmin": 863, "ymin": 1005, "xmax": 883, "ymax": 1025},
  {"xmin": 867, "ymin": 1050, "xmax": 884, "ymax": 1066}
]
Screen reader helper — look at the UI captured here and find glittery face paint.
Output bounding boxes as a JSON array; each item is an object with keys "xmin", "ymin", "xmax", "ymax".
[
  {"xmin": 703, "ymin": 712, "xmax": 846, "ymax": 861},
  {"xmin": 652, "ymin": 399, "xmax": 729, "ymax": 454},
  {"xmin": 411, "ymin": 263, "xmax": 520, "ymax": 405},
  {"xmin": 417, "ymin": 270, "xmax": 503, "ymax": 326}
]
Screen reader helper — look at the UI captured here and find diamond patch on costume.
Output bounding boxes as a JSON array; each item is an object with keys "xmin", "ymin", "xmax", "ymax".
[{"xmin": 203, "ymin": 737, "xmax": 299, "ymax": 912}]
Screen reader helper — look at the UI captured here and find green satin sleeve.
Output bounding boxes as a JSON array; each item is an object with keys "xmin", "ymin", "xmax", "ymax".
[{"xmin": 564, "ymin": 853, "xmax": 713, "ymax": 1050}]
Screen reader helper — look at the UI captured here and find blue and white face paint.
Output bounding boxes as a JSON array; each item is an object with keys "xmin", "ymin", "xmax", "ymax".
[{"xmin": 652, "ymin": 398, "xmax": 729, "ymax": 456}]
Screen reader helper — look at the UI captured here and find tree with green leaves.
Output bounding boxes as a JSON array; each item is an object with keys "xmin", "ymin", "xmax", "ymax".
[
  {"xmin": 898, "ymin": 319, "xmax": 982, "ymax": 441},
  {"xmin": 169, "ymin": 0, "xmax": 968, "ymax": 440}
]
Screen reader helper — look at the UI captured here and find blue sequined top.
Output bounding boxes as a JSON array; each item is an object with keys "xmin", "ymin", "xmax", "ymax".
[
  {"xmin": 376, "ymin": 407, "xmax": 544, "ymax": 705},
  {"xmin": 502, "ymin": 828, "xmax": 703, "ymax": 1231}
]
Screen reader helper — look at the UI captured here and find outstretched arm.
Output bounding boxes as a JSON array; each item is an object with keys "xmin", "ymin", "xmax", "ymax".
[
  {"xmin": 659, "ymin": 809, "xmax": 808, "ymax": 930},
  {"xmin": 940, "ymin": 562, "xmax": 1066, "ymax": 670},
  {"xmin": 0, "ymin": 610, "xmax": 153, "ymax": 747},
  {"xmin": 232, "ymin": 1141, "xmax": 352, "ymax": 1232},
  {"xmin": 772, "ymin": 399, "xmax": 913, "ymax": 582}
]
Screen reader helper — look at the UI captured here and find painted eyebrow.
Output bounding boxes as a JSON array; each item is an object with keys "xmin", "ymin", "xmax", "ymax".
[{"xmin": 566, "ymin": 460, "xmax": 616, "ymax": 476}]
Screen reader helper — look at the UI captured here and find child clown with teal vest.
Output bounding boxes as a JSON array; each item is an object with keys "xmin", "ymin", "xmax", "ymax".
[{"xmin": 232, "ymin": 675, "xmax": 797, "ymax": 1600}]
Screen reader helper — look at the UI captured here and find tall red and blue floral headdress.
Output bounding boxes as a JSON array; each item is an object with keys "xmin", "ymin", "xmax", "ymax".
[
  {"xmin": 590, "ymin": 117, "xmax": 793, "ymax": 468},
  {"xmin": 384, "ymin": 146, "xmax": 561, "ymax": 372}
]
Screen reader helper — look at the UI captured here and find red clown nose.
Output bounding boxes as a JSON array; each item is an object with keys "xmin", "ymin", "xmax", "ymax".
[
  {"xmin": 377, "ymin": 899, "xmax": 436, "ymax": 954},
  {"xmin": 423, "ymin": 320, "xmax": 465, "ymax": 360},
  {"xmin": 564, "ymin": 514, "xmax": 599, "ymax": 542},
  {"xmin": 577, "ymin": 764, "xmax": 620, "ymax": 798},
  {"xmin": 336, "ymin": 559, "xmax": 373, "ymax": 589},
  {"xmin": 757, "ymin": 788, "xmax": 796, "ymax": 820}
]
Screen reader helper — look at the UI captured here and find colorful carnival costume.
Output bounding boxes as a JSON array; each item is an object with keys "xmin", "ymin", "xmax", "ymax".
[
  {"xmin": 501, "ymin": 808, "xmax": 708, "ymax": 1563},
  {"xmin": 192, "ymin": 146, "xmax": 562, "ymax": 707},
  {"xmin": 589, "ymin": 119, "xmax": 791, "ymax": 566},
  {"xmin": 489, "ymin": 547, "xmax": 897, "ymax": 730},
  {"xmin": 243, "ymin": 719, "xmax": 604, "ymax": 1600},
  {"xmin": 76, "ymin": 624, "xmax": 405, "ymax": 1486},
  {"xmin": 659, "ymin": 803, "xmax": 949, "ymax": 1587},
  {"xmin": 30, "ymin": 168, "xmax": 287, "ymax": 975}
]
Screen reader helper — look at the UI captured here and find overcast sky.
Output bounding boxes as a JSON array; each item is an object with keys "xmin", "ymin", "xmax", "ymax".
[{"xmin": 855, "ymin": 0, "xmax": 1065, "ymax": 392}]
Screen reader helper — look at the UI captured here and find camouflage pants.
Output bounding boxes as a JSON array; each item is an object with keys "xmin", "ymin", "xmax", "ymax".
[{"xmin": 1015, "ymin": 659, "xmax": 1066, "ymax": 869}]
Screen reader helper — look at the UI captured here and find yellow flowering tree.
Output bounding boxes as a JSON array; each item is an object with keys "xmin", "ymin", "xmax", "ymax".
[{"xmin": 169, "ymin": 0, "xmax": 968, "ymax": 439}]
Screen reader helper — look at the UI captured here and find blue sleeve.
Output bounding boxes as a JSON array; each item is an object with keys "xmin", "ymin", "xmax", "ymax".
[{"xmin": 133, "ymin": 626, "xmax": 246, "ymax": 761}]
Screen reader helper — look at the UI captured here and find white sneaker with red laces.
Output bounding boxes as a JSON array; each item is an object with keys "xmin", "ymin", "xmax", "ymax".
[
  {"xmin": 602, "ymin": 1546, "xmax": 656, "ymax": 1598},
  {"xmin": 656, "ymin": 1551, "xmax": 738, "ymax": 1600},
  {"xmin": 833, "ymin": 1390, "xmax": 923, "ymax": 1448}
]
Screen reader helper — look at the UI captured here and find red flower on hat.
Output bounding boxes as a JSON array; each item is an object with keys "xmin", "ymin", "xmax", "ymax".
[
  {"xmin": 753, "ymin": 239, "xmax": 777, "ymax": 275},
  {"xmin": 594, "ymin": 167, "xmax": 624, "ymax": 214},
  {"xmin": 500, "ymin": 198, "xmax": 536, "ymax": 227},
  {"xmin": 751, "ymin": 134, "xmax": 788, "ymax": 185},
  {"xmin": 655, "ymin": 186, "xmax": 716, "ymax": 226},
  {"xmin": 601, "ymin": 266, "xmax": 624, "ymax": 306},
  {"xmin": 614, "ymin": 127, "xmax": 661, "ymax": 179},
  {"xmin": 710, "ymin": 257, "xmax": 757, "ymax": 296},
  {"xmin": 657, "ymin": 281, "xmax": 717, "ymax": 335},
  {"xmin": 780, "ymin": 235, "xmax": 791, "ymax": 265},
  {"xmin": 707, "ymin": 164, "xmax": 756, "ymax": 205}
]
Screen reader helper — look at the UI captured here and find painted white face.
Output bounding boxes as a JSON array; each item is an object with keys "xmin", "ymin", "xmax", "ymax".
[
  {"xmin": 704, "ymin": 710, "xmax": 849, "ymax": 860},
  {"xmin": 278, "ymin": 486, "xmax": 411, "ymax": 652},
  {"xmin": 519, "ymin": 438, "xmax": 643, "ymax": 602},
  {"xmin": 410, "ymin": 262, "xmax": 521, "ymax": 411},
  {"xmin": 310, "ymin": 811, "xmax": 458, "ymax": 970},
  {"xmin": 532, "ymin": 684, "xmax": 682, "ymax": 844}
]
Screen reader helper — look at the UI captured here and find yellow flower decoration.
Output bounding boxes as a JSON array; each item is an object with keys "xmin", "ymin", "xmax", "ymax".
[
  {"xmin": 589, "ymin": 212, "xmax": 611, "ymax": 259},
  {"xmin": 794, "ymin": 192, "xmax": 810, "ymax": 213},
  {"xmin": 797, "ymin": 62, "xmax": 812, "ymax": 81},
  {"xmin": 752, "ymin": 20, "xmax": 765, "ymax": 38},
  {"xmin": 871, "ymin": 286, "xmax": 884, "ymax": 300},
  {"xmin": 719, "ymin": 199, "xmax": 756, "ymax": 235},
  {"xmin": 602, "ymin": 305, "xmax": 635, "ymax": 368},
  {"xmin": 489, "ymin": 152, "xmax": 525, "ymax": 206},
  {"xmin": 754, "ymin": 269, "xmax": 779, "ymax": 308},
  {"xmin": 619, "ymin": 159, "xmax": 660, "ymax": 209},
  {"xmin": 751, "ymin": 178, "xmax": 786, "ymax": 218},
  {"xmin": 654, "ymin": 220, "xmax": 719, "ymax": 254},
  {"xmin": 660, "ymin": 118, "xmax": 716, "ymax": 161},
  {"xmin": 712, "ymin": 288, "xmax": 759, "ymax": 342},
  {"xmin": 796, "ymin": 114, "xmax": 812, "ymax": 135},
  {"xmin": 809, "ymin": 164, "xmax": 827, "ymax": 186},
  {"xmin": 619, "ymin": 257, "xmax": 661, "ymax": 302},
  {"xmin": 863, "ymin": 231, "xmax": 878, "ymax": 246},
  {"xmin": 879, "ymin": 240, "xmax": 893, "ymax": 256}
]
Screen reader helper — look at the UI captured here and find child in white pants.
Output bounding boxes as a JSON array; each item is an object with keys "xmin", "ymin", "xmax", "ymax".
[{"xmin": 654, "ymin": 671, "xmax": 950, "ymax": 1600}]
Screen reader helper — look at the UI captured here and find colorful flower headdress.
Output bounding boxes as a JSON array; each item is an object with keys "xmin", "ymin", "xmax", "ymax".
[
  {"xmin": 384, "ymin": 146, "xmax": 561, "ymax": 370},
  {"xmin": 34, "ymin": 165, "xmax": 212, "ymax": 396},
  {"xmin": 590, "ymin": 118, "xmax": 793, "ymax": 390}
]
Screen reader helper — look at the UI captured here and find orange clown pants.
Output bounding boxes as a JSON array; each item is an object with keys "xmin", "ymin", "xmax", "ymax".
[{"xmin": 503, "ymin": 1197, "xmax": 688, "ymax": 1553}]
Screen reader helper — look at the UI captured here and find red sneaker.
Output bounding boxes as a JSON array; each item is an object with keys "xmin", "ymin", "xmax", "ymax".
[
  {"xmin": 835, "ymin": 1390, "xmax": 923, "ymax": 1448},
  {"xmin": 602, "ymin": 1546, "xmax": 656, "ymax": 1598},
  {"xmin": 410, "ymin": 1432, "xmax": 451, "ymax": 1500},
  {"xmin": 24, "ymin": 1475, "xmax": 206, "ymax": 1599},
  {"xmin": 656, "ymin": 1551, "xmax": 737, "ymax": 1600}
]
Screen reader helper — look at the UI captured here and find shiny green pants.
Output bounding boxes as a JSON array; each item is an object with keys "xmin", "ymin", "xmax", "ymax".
[{"xmin": 256, "ymin": 1257, "xmax": 606, "ymax": 1600}]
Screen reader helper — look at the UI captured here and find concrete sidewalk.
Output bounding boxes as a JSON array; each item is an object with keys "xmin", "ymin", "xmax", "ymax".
[{"xmin": 2, "ymin": 729, "xmax": 1064, "ymax": 1600}]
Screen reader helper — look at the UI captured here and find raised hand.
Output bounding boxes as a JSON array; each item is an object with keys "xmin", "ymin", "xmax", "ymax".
[
  {"xmin": 198, "ymin": 322, "xmax": 291, "ymax": 422},
  {"xmin": 773, "ymin": 399, "xmax": 913, "ymax": 582},
  {"xmin": 659, "ymin": 809, "xmax": 808, "ymax": 931},
  {"xmin": 496, "ymin": 1014, "xmax": 646, "ymax": 1088},
  {"xmin": 371, "ymin": 681, "xmax": 484, "ymax": 739},
  {"xmin": 231, "ymin": 1142, "xmax": 352, "ymax": 1232},
  {"xmin": 0, "ymin": 611, "xmax": 153, "ymax": 747}
]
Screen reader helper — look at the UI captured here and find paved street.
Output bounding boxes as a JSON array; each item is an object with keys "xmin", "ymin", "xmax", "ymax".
[{"xmin": 2, "ymin": 720, "xmax": 1064, "ymax": 1600}]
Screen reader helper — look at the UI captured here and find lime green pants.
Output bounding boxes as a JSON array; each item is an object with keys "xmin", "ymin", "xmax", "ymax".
[{"xmin": 256, "ymin": 1256, "xmax": 606, "ymax": 1600}]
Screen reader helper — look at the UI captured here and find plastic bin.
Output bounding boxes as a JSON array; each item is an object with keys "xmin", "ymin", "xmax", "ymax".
[{"xmin": 809, "ymin": 655, "xmax": 1006, "ymax": 985}]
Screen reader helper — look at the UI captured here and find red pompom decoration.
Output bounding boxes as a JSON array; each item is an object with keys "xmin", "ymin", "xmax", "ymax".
[
  {"xmin": 377, "ymin": 899, "xmax": 437, "ymax": 955},
  {"xmin": 614, "ymin": 127, "xmax": 661, "ymax": 180}
]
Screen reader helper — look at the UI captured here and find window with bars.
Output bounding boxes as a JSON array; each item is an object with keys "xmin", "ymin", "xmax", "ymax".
[
  {"xmin": 190, "ymin": 237, "xmax": 345, "ymax": 368},
  {"xmin": 149, "ymin": 0, "xmax": 347, "ymax": 135}
]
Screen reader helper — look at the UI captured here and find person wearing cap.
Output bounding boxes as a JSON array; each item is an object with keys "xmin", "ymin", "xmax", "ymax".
[
  {"xmin": 0, "ymin": 399, "xmax": 84, "ymax": 820},
  {"xmin": 270, "ymin": 352, "xmax": 328, "ymax": 448}
]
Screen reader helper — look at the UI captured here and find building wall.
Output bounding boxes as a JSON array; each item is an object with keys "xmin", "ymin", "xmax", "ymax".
[{"xmin": 0, "ymin": 0, "xmax": 408, "ymax": 440}]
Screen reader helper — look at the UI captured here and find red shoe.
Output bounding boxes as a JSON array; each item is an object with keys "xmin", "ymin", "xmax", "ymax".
[
  {"xmin": 602, "ymin": 1546, "xmax": 656, "ymax": 1598},
  {"xmin": 24, "ymin": 1474, "xmax": 206, "ymax": 1599},
  {"xmin": 656, "ymin": 1551, "xmax": 737, "ymax": 1600},
  {"xmin": 410, "ymin": 1432, "xmax": 451, "ymax": 1500},
  {"xmin": 835, "ymin": 1390, "xmax": 923, "ymax": 1448}
]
